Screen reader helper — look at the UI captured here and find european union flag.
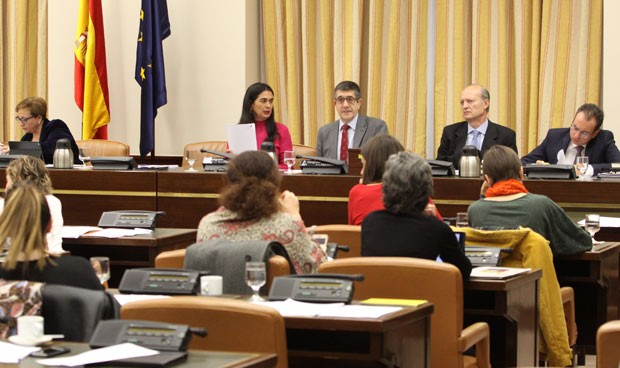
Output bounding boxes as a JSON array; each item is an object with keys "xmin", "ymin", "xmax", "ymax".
[{"xmin": 135, "ymin": 0, "xmax": 171, "ymax": 157}]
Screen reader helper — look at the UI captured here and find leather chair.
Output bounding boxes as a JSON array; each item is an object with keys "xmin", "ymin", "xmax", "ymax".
[
  {"xmin": 292, "ymin": 144, "xmax": 316, "ymax": 169},
  {"xmin": 319, "ymin": 257, "xmax": 491, "ymax": 368},
  {"xmin": 314, "ymin": 224, "xmax": 361, "ymax": 258},
  {"xmin": 121, "ymin": 296, "xmax": 288, "ymax": 368},
  {"xmin": 597, "ymin": 320, "xmax": 620, "ymax": 368},
  {"xmin": 154, "ymin": 249, "xmax": 291, "ymax": 291},
  {"xmin": 76, "ymin": 139, "xmax": 130, "ymax": 156},
  {"xmin": 183, "ymin": 141, "xmax": 228, "ymax": 169}
]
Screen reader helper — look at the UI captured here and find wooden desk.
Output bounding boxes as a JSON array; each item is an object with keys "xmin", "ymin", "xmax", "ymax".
[
  {"xmin": 555, "ymin": 242, "xmax": 620, "ymax": 357},
  {"xmin": 464, "ymin": 269, "xmax": 541, "ymax": 368},
  {"xmin": 284, "ymin": 303, "xmax": 433, "ymax": 368},
  {"xmin": 62, "ymin": 228, "xmax": 197, "ymax": 287},
  {"xmin": 1, "ymin": 342, "xmax": 277, "ymax": 368}
]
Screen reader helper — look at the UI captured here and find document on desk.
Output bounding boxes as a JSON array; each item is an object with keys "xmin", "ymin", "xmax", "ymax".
[
  {"xmin": 0, "ymin": 341, "xmax": 40, "ymax": 363},
  {"xmin": 37, "ymin": 343, "xmax": 157, "ymax": 366},
  {"xmin": 61, "ymin": 226, "xmax": 102, "ymax": 238},
  {"xmin": 578, "ymin": 216, "xmax": 620, "ymax": 228},
  {"xmin": 255, "ymin": 299, "xmax": 402, "ymax": 318},
  {"xmin": 81, "ymin": 228, "xmax": 153, "ymax": 238},
  {"xmin": 114, "ymin": 294, "xmax": 171, "ymax": 306}
]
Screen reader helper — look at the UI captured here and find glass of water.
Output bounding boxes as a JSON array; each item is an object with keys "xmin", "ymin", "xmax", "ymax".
[
  {"xmin": 90, "ymin": 256, "xmax": 111, "ymax": 285},
  {"xmin": 576, "ymin": 156, "xmax": 589, "ymax": 180},
  {"xmin": 585, "ymin": 214, "xmax": 601, "ymax": 243},
  {"xmin": 245, "ymin": 261, "xmax": 266, "ymax": 301},
  {"xmin": 284, "ymin": 151, "xmax": 295, "ymax": 174},
  {"xmin": 78, "ymin": 147, "xmax": 91, "ymax": 169},
  {"xmin": 185, "ymin": 150, "xmax": 197, "ymax": 172}
]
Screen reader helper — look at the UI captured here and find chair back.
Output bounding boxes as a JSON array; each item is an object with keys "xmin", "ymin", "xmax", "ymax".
[
  {"xmin": 76, "ymin": 139, "xmax": 130, "ymax": 156},
  {"xmin": 183, "ymin": 141, "xmax": 228, "ymax": 169},
  {"xmin": 597, "ymin": 320, "xmax": 620, "ymax": 368},
  {"xmin": 154, "ymin": 248, "xmax": 290, "ymax": 291},
  {"xmin": 314, "ymin": 225, "xmax": 361, "ymax": 258},
  {"xmin": 292, "ymin": 144, "xmax": 316, "ymax": 169},
  {"xmin": 121, "ymin": 296, "xmax": 288, "ymax": 368}
]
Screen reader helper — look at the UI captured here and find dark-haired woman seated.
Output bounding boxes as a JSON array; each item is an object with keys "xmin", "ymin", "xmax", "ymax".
[
  {"xmin": 197, "ymin": 151, "xmax": 327, "ymax": 274},
  {"xmin": 0, "ymin": 182, "xmax": 102, "ymax": 290}
]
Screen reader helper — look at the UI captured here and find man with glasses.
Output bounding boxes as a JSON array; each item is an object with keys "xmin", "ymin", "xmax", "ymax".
[
  {"xmin": 436, "ymin": 84, "xmax": 518, "ymax": 169},
  {"xmin": 521, "ymin": 103, "xmax": 620, "ymax": 175},
  {"xmin": 316, "ymin": 81, "xmax": 388, "ymax": 160}
]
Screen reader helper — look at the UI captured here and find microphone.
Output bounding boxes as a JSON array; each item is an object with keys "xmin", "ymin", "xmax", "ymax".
[
  {"xmin": 189, "ymin": 328, "xmax": 208, "ymax": 338},
  {"xmin": 199, "ymin": 148, "xmax": 233, "ymax": 159},
  {"xmin": 288, "ymin": 273, "xmax": 365, "ymax": 282}
]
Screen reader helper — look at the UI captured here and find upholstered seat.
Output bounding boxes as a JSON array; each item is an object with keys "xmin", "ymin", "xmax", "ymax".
[
  {"xmin": 76, "ymin": 139, "xmax": 130, "ymax": 156},
  {"xmin": 319, "ymin": 257, "xmax": 491, "ymax": 368},
  {"xmin": 314, "ymin": 224, "xmax": 361, "ymax": 258},
  {"xmin": 597, "ymin": 320, "xmax": 620, "ymax": 368},
  {"xmin": 182, "ymin": 141, "xmax": 228, "ymax": 169},
  {"xmin": 121, "ymin": 296, "xmax": 287, "ymax": 368}
]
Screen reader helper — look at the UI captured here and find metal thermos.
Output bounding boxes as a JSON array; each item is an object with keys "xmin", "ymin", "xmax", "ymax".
[
  {"xmin": 53, "ymin": 138, "xmax": 74, "ymax": 169},
  {"xmin": 260, "ymin": 141, "xmax": 278, "ymax": 164},
  {"xmin": 459, "ymin": 145, "xmax": 481, "ymax": 177}
]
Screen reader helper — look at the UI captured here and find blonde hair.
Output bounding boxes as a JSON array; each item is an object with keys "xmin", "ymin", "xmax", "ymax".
[
  {"xmin": 6, "ymin": 156, "xmax": 53, "ymax": 195},
  {"xmin": 0, "ymin": 182, "xmax": 52, "ymax": 271}
]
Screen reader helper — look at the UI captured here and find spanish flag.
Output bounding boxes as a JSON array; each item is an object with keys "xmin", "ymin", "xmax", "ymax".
[{"xmin": 74, "ymin": 0, "xmax": 110, "ymax": 139}]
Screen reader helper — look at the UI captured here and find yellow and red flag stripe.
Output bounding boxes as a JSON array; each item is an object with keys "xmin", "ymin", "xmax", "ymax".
[{"xmin": 74, "ymin": 0, "xmax": 110, "ymax": 139}]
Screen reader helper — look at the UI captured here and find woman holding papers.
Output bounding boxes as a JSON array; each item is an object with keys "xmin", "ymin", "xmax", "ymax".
[
  {"xmin": 197, "ymin": 151, "xmax": 327, "ymax": 273},
  {"xmin": 12, "ymin": 96, "xmax": 80, "ymax": 164},
  {"xmin": 348, "ymin": 135, "xmax": 442, "ymax": 225},
  {"xmin": 361, "ymin": 151, "xmax": 472, "ymax": 279},
  {"xmin": 0, "ymin": 156, "xmax": 64, "ymax": 254},
  {"xmin": 0, "ymin": 182, "xmax": 102, "ymax": 290},
  {"xmin": 237, "ymin": 83, "xmax": 292, "ymax": 169}
]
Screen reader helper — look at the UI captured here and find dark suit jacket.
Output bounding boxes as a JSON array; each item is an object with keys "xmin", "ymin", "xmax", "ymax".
[
  {"xmin": 21, "ymin": 118, "xmax": 80, "ymax": 164},
  {"xmin": 316, "ymin": 115, "xmax": 388, "ymax": 159},
  {"xmin": 436, "ymin": 120, "xmax": 518, "ymax": 168},
  {"xmin": 521, "ymin": 128, "xmax": 620, "ymax": 175}
]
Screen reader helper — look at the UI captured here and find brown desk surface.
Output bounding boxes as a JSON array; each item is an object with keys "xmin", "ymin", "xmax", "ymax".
[{"xmin": 1, "ymin": 342, "xmax": 277, "ymax": 368}]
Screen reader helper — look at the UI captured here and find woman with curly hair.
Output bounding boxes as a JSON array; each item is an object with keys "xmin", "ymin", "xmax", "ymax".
[{"xmin": 197, "ymin": 151, "xmax": 326, "ymax": 273}]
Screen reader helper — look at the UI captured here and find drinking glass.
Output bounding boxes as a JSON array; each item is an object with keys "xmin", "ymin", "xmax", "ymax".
[
  {"xmin": 245, "ymin": 261, "xmax": 266, "ymax": 301},
  {"xmin": 90, "ymin": 256, "xmax": 111, "ymax": 285},
  {"xmin": 576, "ymin": 156, "xmax": 589, "ymax": 180},
  {"xmin": 185, "ymin": 150, "xmax": 197, "ymax": 172},
  {"xmin": 456, "ymin": 212, "xmax": 469, "ymax": 227},
  {"xmin": 284, "ymin": 151, "xmax": 295, "ymax": 174},
  {"xmin": 585, "ymin": 213, "xmax": 601, "ymax": 243},
  {"xmin": 78, "ymin": 147, "xmax": 91, "ymax": 169}
]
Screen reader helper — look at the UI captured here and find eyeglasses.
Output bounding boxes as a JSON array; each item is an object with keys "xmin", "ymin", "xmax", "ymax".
[
  {"xmin": 570, "ymin": 123, "xmax": 594, "ymax": 139},
  {"xmin": 335, "ymin": 96, "xmax": 358, "ymax": 105},
  {"xmin": 15, "ymin": 116, "xmax": 35, "ymax": 124}
]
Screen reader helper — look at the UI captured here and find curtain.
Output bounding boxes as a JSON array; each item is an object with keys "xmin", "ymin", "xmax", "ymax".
[
  {"xmin": 0, "ymin": 0, "xmax": 48, "ymax": 142},
  {"xmin": 262, "ymin": 0, "xmax": 602, "ymax": 157}
]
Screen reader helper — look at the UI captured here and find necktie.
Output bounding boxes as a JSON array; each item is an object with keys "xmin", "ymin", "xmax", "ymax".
[
  {"xmin": 340, "ymin": 124, "xmax": 350, "ymax": 161},
  {"xmin": 574, "ymin": 145, "xmax": 584, "ymax": 164},
  {"xmin": 470, "ymin": 130, "xmax": 481, "ymax": 150}
]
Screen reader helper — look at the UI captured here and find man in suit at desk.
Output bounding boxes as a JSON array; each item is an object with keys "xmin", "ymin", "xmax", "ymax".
[
  {"xmin": 316, "ymin": 81, "xmax": 388, "ymax": 161},
  {"xmin": 436, "ymin": 84, "xmax": 518, "ymax": 168},
  {"xmin": 521, "ymin": 103, "xmax": 620, "ymax": 175}
]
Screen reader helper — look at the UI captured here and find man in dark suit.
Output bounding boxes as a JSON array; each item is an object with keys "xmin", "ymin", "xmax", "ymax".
[
  {"xmin": 316, "ymin": 81, "xmax": 388, "ymax": 160},
  {"xmin": 521, "ymin": 103, "xmax": 620, "ymax": 175},
  {"xmin": 436, "ymin": 84, "xmax": 518, "ymax": 168}
]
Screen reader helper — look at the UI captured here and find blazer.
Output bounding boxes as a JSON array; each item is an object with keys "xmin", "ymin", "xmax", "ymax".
[
  {"xmin": 521, "ymin": 128, "xmax": 620, "ymax": 175},
  {"xmin": 436, "ymin": 120, "xmax": 518, "ymax": 168},
  {"xmin": 21, "ymin": 118, "xmax": 80, "ymax": 164},
  {"xmin": 316, "ymin": 115, "xmax": 388, "ymax": 159}
]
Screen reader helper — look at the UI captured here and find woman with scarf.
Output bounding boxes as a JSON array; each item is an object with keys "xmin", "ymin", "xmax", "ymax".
[{"xmin": 467, "ymin": 145, "xmax": 591, "ymax": 256}]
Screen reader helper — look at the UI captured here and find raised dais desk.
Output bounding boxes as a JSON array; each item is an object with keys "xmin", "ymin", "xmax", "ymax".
[
  {"xmin": 465, "ymin": 269, "xmax": 541, "ymax": 368},
  {"xmin": 62, "ymin": 228, "xmax": 197, "ymax": 287}
]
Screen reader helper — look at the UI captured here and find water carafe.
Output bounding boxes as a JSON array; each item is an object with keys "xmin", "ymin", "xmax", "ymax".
[
  {"xmin": 53, "ymin": 138, "xmax": 74, "ymax": 169},
  {"xmin": 459, "ymin": 145, "xmax": 480, "ymax": 177}
]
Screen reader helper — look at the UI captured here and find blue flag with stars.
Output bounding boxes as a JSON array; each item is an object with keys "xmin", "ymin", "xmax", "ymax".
[{"xmin": 135, "ymin": 0, "xmax": 170, "ymax": 157}]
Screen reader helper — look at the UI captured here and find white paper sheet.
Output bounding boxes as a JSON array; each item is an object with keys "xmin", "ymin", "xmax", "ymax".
[
  {"xmin": 227, "ymin": 124, "xmax": 257, "ymax": 154},
  {"xmin": 37, "ymin": 343, "xmax": 158, "ymax": 367},
  {"xmin": 317, "ymin": 304, "xmax": 402, "ymax": 318},
  {"xmin": 61, "ymin": 226, "xmax": 102, "ymax": 238},
  {"xmin": 0, "ymin": 341, "xmax": 40, "ymax": 363},
  {"xmin": 81, "ymin": 228, "xmax": 152, "ymax": 238},
  {"xmin": 578, "ymin": 216, "xmax": 620, "ymax": 228},
  {"xmin": 254, "ymin": 298, "xmax": 402, "ymax": 318},
  {"xmin": 114, "ymin": 294, "xmax": 172, "ymax": 306}
]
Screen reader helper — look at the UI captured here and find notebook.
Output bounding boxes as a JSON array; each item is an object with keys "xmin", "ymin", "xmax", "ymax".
[{"xmin": 8, "ymin": 141, "xmax": 43, "ymax": 158}]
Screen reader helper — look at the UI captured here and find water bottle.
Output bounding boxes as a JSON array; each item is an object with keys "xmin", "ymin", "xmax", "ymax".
[{"xmin": 53, "ymin": 139, "xmax": 74, "ymax": 169}]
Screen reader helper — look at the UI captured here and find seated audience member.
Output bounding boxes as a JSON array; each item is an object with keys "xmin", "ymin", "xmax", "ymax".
[
  {"xmin": 0, "ymin": 182, "xmax": 102, "ymax": 290},
  {"xmin": 0, "ymin": 157, "xmax": 64, "ymax": 254},
  {"xmin": 469, "ymin": 145, "xmax": 591, "ymax": 256},
  {"xmin": 197, "ymin": 151, "xmax": 327, "ymax": 274},
  {"xmin": 362, "ymin": 151, "xmax": 472, "ymax": 279},
  {"xmin": 237, "ymin": 82, "xmax": 292, "ymax": 169},
  {"xmin": 436, "ymin": 84, "xmax": 518, "ymax": 168},
  {"xmin": 316, "ymin": 81, "xmax": 388, "ymax": 161},
  {"xmin": 10, "ymin": 97, "xmax": 80, "ymax": 164},
  {"xmin": 521, "ymin": 103, "xmax": 620, "ymax": 175},
  {"xmin": 348, "ymin": 134, "xmax": 442, "ymax": 225}
]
